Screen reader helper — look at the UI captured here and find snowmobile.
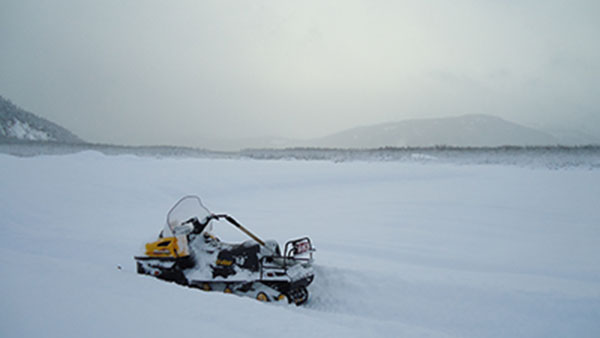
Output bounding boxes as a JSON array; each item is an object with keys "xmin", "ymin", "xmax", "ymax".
[{"xmin": 134, "ymin": 195, "xmax": 315, "ymax": 305}]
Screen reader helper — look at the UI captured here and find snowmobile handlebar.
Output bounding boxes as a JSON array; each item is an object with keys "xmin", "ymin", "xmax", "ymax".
[
  {"xmin": 182, "ymin": 217, "xmax": 202, "ymax": 227},
  {"xmin": 181, "ymin": 217, "xmax": 206, "ymax": 235}
]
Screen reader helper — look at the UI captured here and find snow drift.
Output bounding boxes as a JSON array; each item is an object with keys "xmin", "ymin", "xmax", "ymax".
[{"xmin": 0, "ymin": 152, "xmax": 598, "ymax": 338}]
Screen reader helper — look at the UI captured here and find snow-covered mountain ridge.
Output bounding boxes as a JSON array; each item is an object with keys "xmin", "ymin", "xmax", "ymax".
[
  {"xmin": 0, "ymin": 96, "xmax": 82, "ymax": 143},
  {"xmin": 192, "ymin": 115, "xmax": 598, "ymax": 151},
  {"xmin": 312, "ymin": 114, "xmax": 562, "ymax": 148}
]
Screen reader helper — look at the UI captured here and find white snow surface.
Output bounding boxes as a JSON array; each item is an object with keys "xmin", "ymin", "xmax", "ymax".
[{"xmin": 1, "ymin": 152, "xmax": 599, "ymax": 338}]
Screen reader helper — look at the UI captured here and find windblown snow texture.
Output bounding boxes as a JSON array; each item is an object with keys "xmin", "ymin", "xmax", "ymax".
[{"xmin": 0, "ymin": 152, "xmax": 598, "ymax": 338}]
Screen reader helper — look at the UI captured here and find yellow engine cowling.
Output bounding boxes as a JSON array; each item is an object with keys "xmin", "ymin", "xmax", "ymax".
[{"xmin": 144, "ymin": 236, "xmax": 189, "ymax": 258}]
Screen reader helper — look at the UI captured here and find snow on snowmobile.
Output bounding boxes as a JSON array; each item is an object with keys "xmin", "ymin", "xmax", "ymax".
[{"xmin": 134, "ymin": 195, "xmax": 315, "ymax": 305}]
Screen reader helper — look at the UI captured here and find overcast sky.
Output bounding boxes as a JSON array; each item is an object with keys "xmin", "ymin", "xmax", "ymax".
[{"xmin": 1, "ymin": 0, "xmax": 599, "ymax": 146}]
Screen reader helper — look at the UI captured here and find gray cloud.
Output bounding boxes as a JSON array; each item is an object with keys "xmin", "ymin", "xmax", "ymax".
[{"xmin": 1, "ymin": 0, "xmax": 598, "ymax": 146}]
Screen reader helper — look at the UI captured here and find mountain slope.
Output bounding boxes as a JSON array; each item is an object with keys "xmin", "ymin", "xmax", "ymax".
[
  {"xmin": 312, "ymin": 115, "xmax": 559, "ymax": 148},
  {"xmin": 0, "ymin": 96, "xmax": 82, "ymax": 143}
]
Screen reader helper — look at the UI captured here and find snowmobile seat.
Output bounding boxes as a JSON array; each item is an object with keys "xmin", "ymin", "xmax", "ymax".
[{"xmin": 212, "ymin": 241, "xmax": 261, "ymax": 278}]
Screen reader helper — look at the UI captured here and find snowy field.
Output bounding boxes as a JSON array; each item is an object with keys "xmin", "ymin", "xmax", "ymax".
[{"xmin": 1, "ymin": 151, "xmax": 599, "ymax": 337}]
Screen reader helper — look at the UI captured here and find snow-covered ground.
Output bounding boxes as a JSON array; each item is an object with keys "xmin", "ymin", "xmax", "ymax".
[{"xmin": 1, "ymin": 151, "xmax": 599, "ymax": 337}]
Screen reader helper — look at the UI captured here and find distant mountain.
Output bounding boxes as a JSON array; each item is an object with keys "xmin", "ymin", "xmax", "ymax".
[
  {"xmin": 541, "ymin": 128, "xmax": 600, "ymax": 146},
  {"xmin": 310, "ymin": 114, "xmax": 560, "ymax": 148},
  {"xmin": 535, "ymin": 113, "xmax": 600, "ymax": 146},
  {"xmin": 0, "ymin": 96, "xmax": 82, "ymax": 143}
]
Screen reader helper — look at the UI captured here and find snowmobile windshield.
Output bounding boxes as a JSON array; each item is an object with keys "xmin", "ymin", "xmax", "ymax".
[{"xmin": 166, "ymin": 196, "xmax": 212, "ymax": 234}]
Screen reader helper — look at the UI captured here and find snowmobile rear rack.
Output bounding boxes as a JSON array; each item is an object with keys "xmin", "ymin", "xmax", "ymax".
[
  {"xmin": 257, "ymin": 237, "xmax": 315, "ymax": 279},
  {"xmin": 284, "ymin": 237, "xmax": 315, "ymax": 260}
]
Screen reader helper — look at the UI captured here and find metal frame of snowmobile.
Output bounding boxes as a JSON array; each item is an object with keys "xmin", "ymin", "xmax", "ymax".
[
  {"xmin": 192, "ymin": 214, "xmax": 316, "ymax": 270},
  {"xmin": 135, "ymin": 243, "xmax": 314, "ymax": 304},
  {"xmin": 135, "ymin": 196, "xmax": 315, "ymax": 305},
  {"xmin": 284, "ymin": 237, "xmax": 315, "ymax": 262},
  {"xmin": 259, "ymin": 237, "xmax": 315, "ymax": 278}
]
